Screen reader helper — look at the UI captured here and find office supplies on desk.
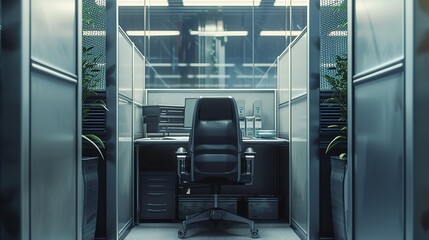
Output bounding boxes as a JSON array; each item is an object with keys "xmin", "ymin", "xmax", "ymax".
[
  {"xmin": 142, "ymin": 105, "xmax": 187, "ymax": 135},
  {"xmin": 237, "ymin": 99, "xmax": 246, "ymax": 137},
  {"xmin": 256, "ymin": 129, "xmax": 276, "ymax": 139}
]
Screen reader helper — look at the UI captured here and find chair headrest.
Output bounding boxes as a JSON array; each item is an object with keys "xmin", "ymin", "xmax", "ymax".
[{"xmin": 197, "ymin": 97, "xmax": 236, "ymax": 121}]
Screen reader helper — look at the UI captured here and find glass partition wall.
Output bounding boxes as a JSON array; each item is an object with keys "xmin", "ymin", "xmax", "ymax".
[{"xmin": 119, "ymin": 0, "xmax": 307, "ymax": 89}]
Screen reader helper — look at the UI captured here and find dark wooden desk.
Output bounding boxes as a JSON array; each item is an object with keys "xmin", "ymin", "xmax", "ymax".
[{"xmin": 134, "ymin": 137, "xmax": 289, "ymax": 222}]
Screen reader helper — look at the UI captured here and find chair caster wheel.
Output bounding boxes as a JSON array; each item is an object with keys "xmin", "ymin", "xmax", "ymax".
[
  {"xmin": 251, "ymin": 228, "xmax": 259, "ymax": 238},
  {"xmin": 178, "ymin": 228, "xmax": 187, "ymax": 239}
]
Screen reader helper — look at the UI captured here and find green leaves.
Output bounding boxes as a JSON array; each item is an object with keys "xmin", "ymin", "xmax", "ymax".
[
  {"xmin": 82, "ymin": 46, "xmax": 106, "ymax": 160},
  {"xmin": 82, "ymin": 134, "xmax": 105, "ymax": 160},
  {"xmin": 82, "ymin": 46, "xmax": 103, "ymax": 104},
  {"xmin": 325, "ymin": 54, "xmax": 348, "ymax": 158}
]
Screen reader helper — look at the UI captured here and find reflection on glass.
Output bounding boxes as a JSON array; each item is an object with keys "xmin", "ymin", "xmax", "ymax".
[{"xmin": 118, "ymin": 1, "xmax": 307, "ymax": 89}]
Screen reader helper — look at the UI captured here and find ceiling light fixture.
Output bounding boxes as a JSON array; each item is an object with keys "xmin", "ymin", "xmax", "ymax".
[
  {"xmin": 188, "ymin": 63, "xmax": 235, "ymax": 67},
  {"xmin": 150, "ymin": 63, "xmax": 173, "ymax": 67},
  {"xmin": 126, "ymin": 30, "xmax": 180, "ymax": 36},
  {"xmin": 118, "ymin": 0, "xmax": 169, "ymax": 7},
  {"xmin": 190, "ymin": 30, "xmax": 248, "ymax": 37},
  {"xmin": 260, "ymin": 30, "xmax": 301, "ymax": 36},
  {"xmin": 273, "ymin": 0, "xmax": 307, "ymax": 7},
  {"xmin": 183, "ymin": 0, "xmax": 261, "ymax": 7},
  {"xmin": 243, "ymin": 63, "xmax": 276, "ymax": 67},
  {"xmin": 188, "ymin": 74, "xmax": 231, "ymax": 79}
]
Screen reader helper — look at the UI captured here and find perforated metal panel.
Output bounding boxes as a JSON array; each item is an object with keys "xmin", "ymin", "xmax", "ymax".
[
  {"xmin": 320, "ymin": 0, "xmax": 347, "ymax": 89},
  {"xmin": 83, "ymin": 0, "xmax": 106, "ymax": 89}
]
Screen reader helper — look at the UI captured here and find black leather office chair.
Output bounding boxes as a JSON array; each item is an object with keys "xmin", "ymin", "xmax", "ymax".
[{"xmin": 176, "ymin": 96, "xmax": 259, "ymax": 239}]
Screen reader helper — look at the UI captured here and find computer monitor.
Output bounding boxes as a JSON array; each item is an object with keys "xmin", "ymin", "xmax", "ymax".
[{"xmin": 184, "ymin": 98, "xmax": 197, "ymax": 128}]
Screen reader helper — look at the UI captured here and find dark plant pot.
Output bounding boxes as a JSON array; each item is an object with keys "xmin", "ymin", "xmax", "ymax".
[
  {"xmin": 330, "ymin": 156, "xmax": 347, "ymax": 240},
  {"xmin": 82, "ymin": 156, "xmax": 99, "ymax": 240}
]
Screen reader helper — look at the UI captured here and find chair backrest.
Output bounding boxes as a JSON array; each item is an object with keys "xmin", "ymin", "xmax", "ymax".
[{"xmin": 189, "ymin": 97, "xmax": 243, "ymax": 184}]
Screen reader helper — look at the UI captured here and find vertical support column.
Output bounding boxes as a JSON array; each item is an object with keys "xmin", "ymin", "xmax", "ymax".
[
  {"xmin": 346, "ymin": 1, "xmax": 353, "ymax": 239},
  {"xmin": 106, "ymin": 0, "xmax": 119, "ymax": 239},
  {"xmin": 0, "ymin": 0, "xmax": 31, "ymax": 239},
  {"xmin": 406, "ymin": 1, "xmax": 429, "ymax": 239},
  {"xmin": 307, "ymin": 1, "xmax": 320, "ymax": 239}
]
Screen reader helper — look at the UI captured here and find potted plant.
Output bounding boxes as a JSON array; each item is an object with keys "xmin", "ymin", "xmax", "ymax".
[
  {"xmin": 82, "ymin": 45, "xmax": 106, "ymax": 240},
  {"xmin": 324, "ymin": 54, "xmax": 348, "ymax": 240}
]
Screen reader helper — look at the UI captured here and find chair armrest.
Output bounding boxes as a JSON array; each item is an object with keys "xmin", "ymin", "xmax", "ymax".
[
  {"xmin": 176, "ymin": 147, "xmax": 189, "ymax": 184},
  {"xmin": 243, "ymin": 147, "xmax": 256, "ymax": 185}
]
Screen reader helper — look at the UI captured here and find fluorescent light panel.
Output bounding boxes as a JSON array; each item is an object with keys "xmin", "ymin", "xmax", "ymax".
[
  {"xmin": 273, "ymin": 0, "xmax": 307, "ymax": 6},
  {"xmin": 243, "ymin": 63, "xmax": 275, "ymax": 67},
  {"xmin": 118, "ymin": 0, "xmax": 169, "ymax": 6},
  {"xmin": 190, "ymin": 30, "xmax": 248, "ymax": 37},
  {"xmin": 237, "ymin": 75, "xmax": 265, "ymax": 78},
  {"xmin": 126, "ymin": 30, "xmax": 180, "ymax": 36},
  {"xmin": 151, "ymin": 63, "xmax": 173, "ymax": 67},
  {"xmin": 188, "ymin": 74, "xmax": 231, "ymax": 79},
  {"xmin": 260, "ymin": 30, "xmax": 301, "ymax": 36},
  {"xmin": 183, "ymin": 0, "xmax": 261, "ymax": 6},
  {"xmin": 155, "ymin": 75, "xmax": 181, "ymax": 78},
  {"xmin": 189, "ymin": 63, "xmax": 235, "ymax": 67}
]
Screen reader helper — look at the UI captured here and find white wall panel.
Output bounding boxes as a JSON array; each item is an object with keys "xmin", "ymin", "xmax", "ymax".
[
  {"xmin": 30, "ymin": 68, "xmax": 77, "ymax": 240},
  {"xmin": 134, "ymin": 49, "xmax": 145, "ymax": 105},
  {"xmin": 290, "ymin": 97, "xmax": 308, "ymax": 232},
  {"xmin": 119, "ymin": 31, "xmax": 133, "ymax": 99},
  {"xmin": 291, "ymin": 33, "xmax": 308, "ymax": 99},
  {"xmin": 354, "ymin": 72, "xmax": 404, "ymax": 240},
  {"xmin": 289, "ymin": 30, "xmax": 309, "ymax": 236},
  {"xmin": 278, "ymin": 105, "xmax": 289, "ymax": 138},
  {"xmin": 32, "ymin": 0, "xmax": 76, "ymax": 74},
  {"xmin": 354, "ymin": 0, "xmax": 403, "ymax": 75},
  {"xmin": 278, "ymin": 50, "xmax": 290, "ymax": 104}
]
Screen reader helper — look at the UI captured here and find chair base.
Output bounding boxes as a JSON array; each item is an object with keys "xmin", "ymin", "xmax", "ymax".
[{"xmin": 177, "ymin": 208, "xmax": 259, "ymax": 239}]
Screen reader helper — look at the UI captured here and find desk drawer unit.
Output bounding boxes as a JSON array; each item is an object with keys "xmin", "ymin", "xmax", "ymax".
[{"xmin": 140, "ymin": 171, "xmax": 176, "ymax": 220}]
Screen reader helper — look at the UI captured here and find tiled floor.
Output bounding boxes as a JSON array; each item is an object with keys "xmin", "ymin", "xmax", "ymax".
[{"xmin": 124, "ymin": 222, "xmax": 300, "ymax": 240}]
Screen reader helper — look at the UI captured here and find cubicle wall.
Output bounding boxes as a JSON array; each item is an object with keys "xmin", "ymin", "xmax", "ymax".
[
  {"xmin": 105, "ymin": 1, "xmax": 145, "ymax": 236},
  {"xmin": 134, "ymin": 50, "xmax": 146, "ymax": 139},
  {"xmin": 350, "ymin": 0, "xmax": 429, "ymax": 239},
  {"xmin": 146, "ymin": 89, "xmax": 276, "ymax": 131},
  {"xmin": 277, "ymin": 50, "xmax": 289, "ymax": 139},
  {"xmin": 407, "ymin": 2, "xmax": 429, "ymax": 239},
  {"xmin": 277, "ymin": 3, "xmax": 320, "ymax": 236},
  {"xmin": 289, "ymin": 31, "xmax": 309, "ymax": 237},
  {"xmin": 117, "ymin": 29, "xmax": 134, "ymax": 234},
  {"xmin": 0, "ymin": 0, "xmax": 82, "ymax": 239}
]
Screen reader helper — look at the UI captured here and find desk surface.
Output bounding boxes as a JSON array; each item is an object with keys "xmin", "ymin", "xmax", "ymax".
[{"xmin": 134, "ymin": 136, "xmax": 289, "ymax": 145}]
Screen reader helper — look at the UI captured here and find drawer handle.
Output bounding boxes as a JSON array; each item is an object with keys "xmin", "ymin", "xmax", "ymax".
[
  {"xmin": 148, "ymin": 184, "xmax": 165, "ymax": 188},
  {"xmin": 148, "ymin": 192, "xmax": 166, "ymax": 196},
  {"xmin": 148, "ymin": 178, "xmax": 164, "ymax": 181},
  {"xmin": 148, "ymin": 209, "xmax": 167, "ymax": 213},
  {"xmin": 147, "ymin": 203, "xmax": 167, "ymax": 207}
]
